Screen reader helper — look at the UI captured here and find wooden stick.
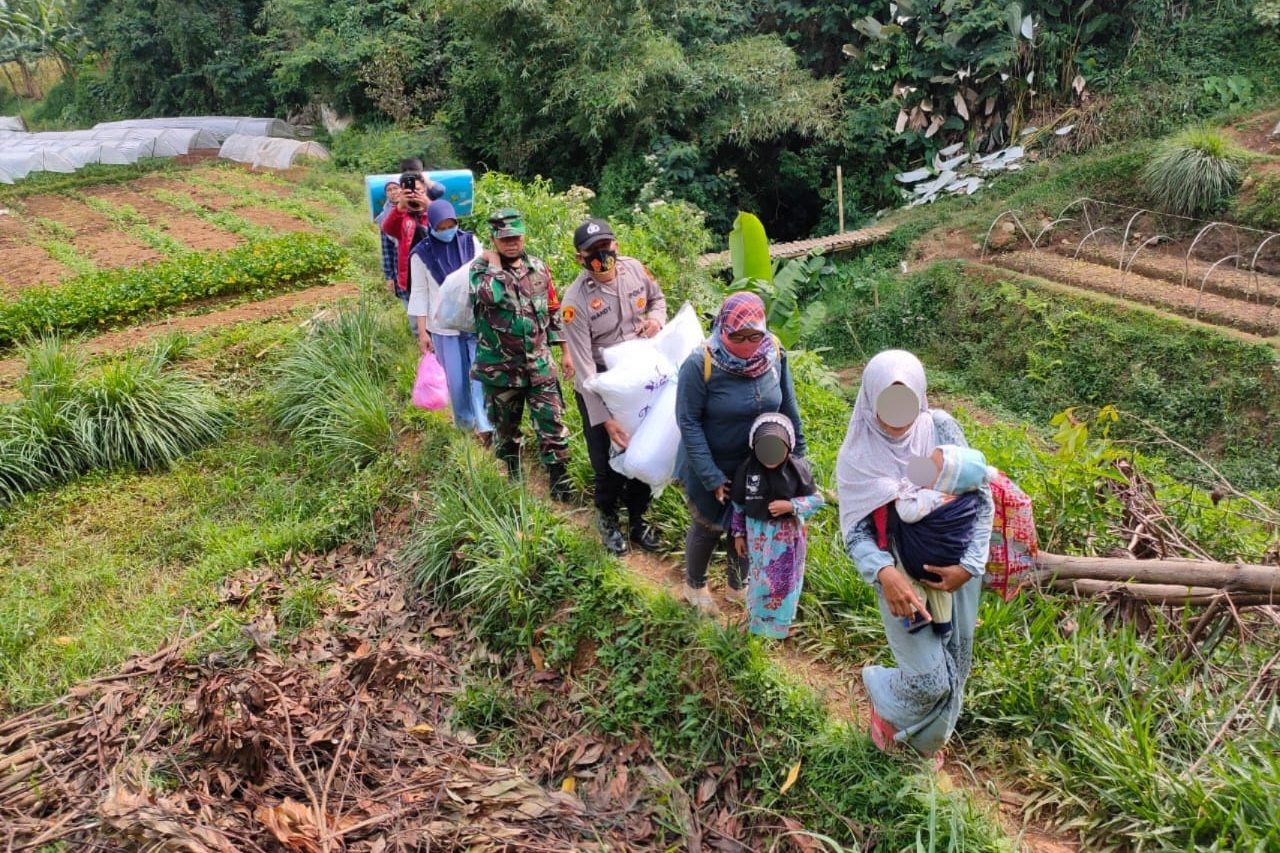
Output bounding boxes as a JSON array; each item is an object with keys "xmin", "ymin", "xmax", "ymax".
[
  {"xmin": 1035, "ymin": 551, "xmax": 1280, "ymax": 597},
  {"xmin": 1040, "ymin": 577, "xmax": 1275, "ymax": 606},
  {"xmin": 837, "ymin": 166, "xmax": 845, "ymax": 234}
]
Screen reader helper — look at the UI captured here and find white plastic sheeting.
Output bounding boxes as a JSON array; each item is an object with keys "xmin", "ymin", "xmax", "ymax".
[
  {"xmin": 93, "ymin": 117, "xmax": 296, "ymax": 142},
  {"xmin": 0, "ymin": 116, "xmax": 26, "ymax": 131},
  {"xmin": 0, "ymin": 117, "xmax": 323, "ymax": 182},
  {"xmin": 218, "ymin": 134, "xmax": 330, "ymax": 170}
]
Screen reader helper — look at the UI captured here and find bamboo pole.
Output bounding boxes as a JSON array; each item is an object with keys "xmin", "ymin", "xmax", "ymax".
[
  {"xmin": 1037, "ymin": 576, "xmax": 1277, "ymax": 606},
  {"xmin": 837, "ymin": 166, "xmax": 845, "ymax": 234},
  {"xmin": 1034, "ymin": 551, "xmax": 1280, "ymax": 597}
]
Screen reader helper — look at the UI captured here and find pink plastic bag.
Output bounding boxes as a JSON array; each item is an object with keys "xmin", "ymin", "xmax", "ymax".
[{"xmin": 411, "ymin": 353, "xmax": 449, "ymax": 410}]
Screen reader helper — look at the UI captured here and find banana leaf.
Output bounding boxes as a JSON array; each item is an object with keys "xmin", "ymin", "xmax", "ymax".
[{"xmin": 729, "ymin": 211, "xmax": 772, "ymax": 284}]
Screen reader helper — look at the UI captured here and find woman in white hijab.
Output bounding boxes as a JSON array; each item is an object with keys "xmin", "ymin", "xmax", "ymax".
[{"xmin": 835, "ymin": 350, "xmax": 993, "ymax": 765}]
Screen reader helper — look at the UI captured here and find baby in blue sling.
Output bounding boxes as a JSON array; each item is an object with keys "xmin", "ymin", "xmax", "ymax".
[{"xmin": 893, "ymin": 445, "xmax": 994, "ymax": 637}]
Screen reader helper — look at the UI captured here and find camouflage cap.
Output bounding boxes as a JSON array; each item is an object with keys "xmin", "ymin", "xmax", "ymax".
[{"xmin": 488, "ymin": 207, "xmax": 526, "ymax": 238}]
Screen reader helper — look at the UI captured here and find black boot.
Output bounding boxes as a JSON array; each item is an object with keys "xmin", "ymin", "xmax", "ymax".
[
  {"xmin": 500, "ymin": 451, "xmax": 521, "ymax": 481},
  {"xmin": 598, "ymin": 512, "xmax": 629, "ymax": 556},
  {"xmin": 630, "ymin": 520, "xmax": 662, "ymax": 552},
  {"xmin": 547, "ymin": 461, "xmax": 574, "ymax": 502}
]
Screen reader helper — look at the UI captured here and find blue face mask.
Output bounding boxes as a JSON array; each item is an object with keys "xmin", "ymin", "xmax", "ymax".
[{"xmin": 432, "ymin": 226, "xmax": 458, "ymax": 243}]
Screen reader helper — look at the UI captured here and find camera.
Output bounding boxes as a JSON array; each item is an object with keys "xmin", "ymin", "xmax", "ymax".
[{"xmin": 400, "ymin": 173, "xmax": 426, "ymax": 211}]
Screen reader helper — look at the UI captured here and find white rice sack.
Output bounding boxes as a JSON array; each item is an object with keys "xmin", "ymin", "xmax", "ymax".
[
  {"xmin": 651, "ymin": 302, "xmax": 706, "ymax": 368},
  {"xmin": 609, "ymin": 381, "xmax": 679, "ymax": 487},
  {"xmin": 585, "ymin": 343, "xmax": 675, "ymax": 436}
]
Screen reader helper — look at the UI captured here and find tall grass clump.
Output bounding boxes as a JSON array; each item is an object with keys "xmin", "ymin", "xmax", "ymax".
[
  {"xmin": 1140, "ymin": 126, "xmax": 1248, "ymax": 217},
  {"xmin": 74, "ymin": 349, "xmax": 228, "ymax": 471},
  {"xmin": 269, "ymin": 300, "xmax": 414, "ymax": 472},
  {"xmin": 966, "ymin": 591, "xmax": 1280, "ymax": 851},
  {"xmin": 2, "ymin": 338, "xmax": 85, "ymax": 494},
  {"xmin": 0, "ymin": 337, "xmax": 228, "ymax": 504}
]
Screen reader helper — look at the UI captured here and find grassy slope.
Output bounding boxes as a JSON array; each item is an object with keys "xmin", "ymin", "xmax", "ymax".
[{"xmin": 2, "ymin": 137, "xmax": 1279, "ymax": 850}]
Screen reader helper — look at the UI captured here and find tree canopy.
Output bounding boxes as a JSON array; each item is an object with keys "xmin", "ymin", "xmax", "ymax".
[{"xmin": 35, "ymin": 0, "xmax": 1280, "ymax": 238}]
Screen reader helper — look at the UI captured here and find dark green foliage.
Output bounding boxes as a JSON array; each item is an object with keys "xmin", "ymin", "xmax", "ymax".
[
  {"xmin": 0, "ymin": 233, "xmax": 348, "ymax": 348},
  {"xmin": 75, "ymin": 0, "xmax": 273, "ymax": 117},
  {"xmin": 438, "ymin": 1, "xmax": 838, "ymax": 237},
  {"xmin": 28, "ymin": 67, "xmax": 115, "ymax": 128},
  {"xmin": 835, "ymin": 262, "xmax": 1280, "ymax": 488},
  {"xmin": 254, "ymin": 0, "xmax": 451, "ymax": 119}
]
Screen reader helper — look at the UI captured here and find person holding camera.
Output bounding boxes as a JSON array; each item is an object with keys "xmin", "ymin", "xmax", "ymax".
[
  {"xmin": 375, "ymin": 181, "xmax": 405, "ymax": 306},
  {"xmin": 560, "ymin": 218, "xmax": 667, "ymax": 555},
  {"xmin": 379, "ymin": 160, "xmax": 445, "ymax": 298}
]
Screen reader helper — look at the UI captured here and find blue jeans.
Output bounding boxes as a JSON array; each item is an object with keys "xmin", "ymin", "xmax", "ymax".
[{"xmin": 432, "ymin": 332, "xmax": 492, "ymax": 433}]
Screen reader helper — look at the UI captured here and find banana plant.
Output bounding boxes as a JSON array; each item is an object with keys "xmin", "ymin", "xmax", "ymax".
[{"xmin": 727, "ymin": 211, "xmax": 828, "ymax": 350}]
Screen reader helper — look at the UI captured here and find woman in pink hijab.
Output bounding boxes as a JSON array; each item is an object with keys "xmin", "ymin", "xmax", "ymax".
[{"xmin": 675, "ymin": 292, "xmax": 807, "ymax": 612}]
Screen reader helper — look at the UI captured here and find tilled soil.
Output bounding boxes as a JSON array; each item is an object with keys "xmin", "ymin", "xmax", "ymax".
[{"xmin": 988, "ymin": 250, "xmax": 1280, "ymax": 338}]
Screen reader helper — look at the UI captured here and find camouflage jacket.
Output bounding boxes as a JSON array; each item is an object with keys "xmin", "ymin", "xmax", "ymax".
[{"xmin": 470, "ymin": 253, "xmax": 563, "ymax": 387}]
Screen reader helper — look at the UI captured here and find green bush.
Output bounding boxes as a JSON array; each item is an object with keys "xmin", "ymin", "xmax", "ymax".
[
  {"xmin": 1140, "ymin": 126, "xmax": 1249, "ymax": 217},
  {"xmin": 0, "ymin": 233, "xmax": 349, "ymax": 348},
  {"xmin": 462, "ymin": 172, "xmax": 719, "ymax": 311},
  {"xmin": 269, "ymin": 300, "xmax": 414, "ymax": 472},
  {"xmin": 74, "ymin": 351, "xmax": 229, "ymax": 472},
  {"xmin": 1228, "ymin": 170, "xmax": 1280, "ymax": 231},
  {"xmin": 28, "ymin": 68, "xmax": 116, "ymax": 129},
  {"xmin": 327, "ymin": 124, "xmax": 460, "ymax": 174}
]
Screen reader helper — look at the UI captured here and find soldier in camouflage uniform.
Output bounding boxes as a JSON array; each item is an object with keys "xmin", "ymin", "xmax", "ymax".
[{"xmin": 470, "ymin": 207, "xmax": 574, "ymax": 501}]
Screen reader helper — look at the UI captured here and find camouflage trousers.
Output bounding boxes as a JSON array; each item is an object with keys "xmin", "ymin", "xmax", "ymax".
[{"xmin": 482, "ymin": 383, "xmax": 570, "ymax": 467}]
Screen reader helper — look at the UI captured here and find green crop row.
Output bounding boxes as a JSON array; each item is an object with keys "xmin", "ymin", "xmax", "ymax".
[{"xmin": 0, "ymin": 233, "xmax": 350, "ymax": 348}]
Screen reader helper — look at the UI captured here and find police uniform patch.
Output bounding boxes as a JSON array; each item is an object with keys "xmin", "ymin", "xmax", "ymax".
[
  {"xmin": 563, "ymin": 305, "xmax": 576, "ymax": 324},
  {"xmin": 590, "ymin": 298, "xmax": 604, "ymax": 311}
]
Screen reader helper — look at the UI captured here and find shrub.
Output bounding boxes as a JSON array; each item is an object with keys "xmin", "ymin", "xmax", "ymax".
[
  {"xmin": 73, "ymin": 350, "xmax": 229, "ymax": 472},
  {"xmin": 462, "ymin": 172, "xmax": 719, "ymax": 311},
  {"xmin": 1140, "ymin": 126, "xmax": 1248, "ymax": 217},
  {"xmin": 327, "ymin": 124, "xmax": 460, "ymax": 174},
  {"xmin": 0, "ymin": 338, "xmax": 228, "ymax": 504},
  {"xmin": 1228, "ymin": 170, "xmax": 1280, "ymax": 231}
]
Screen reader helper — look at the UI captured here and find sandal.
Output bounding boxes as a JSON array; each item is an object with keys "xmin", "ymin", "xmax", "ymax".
[{"xmin": 868, "ymin": 705, "xmax": 897, "ymax": 753}]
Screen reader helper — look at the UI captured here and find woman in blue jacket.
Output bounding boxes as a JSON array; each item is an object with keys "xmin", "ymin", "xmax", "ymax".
[{"xmin": 675, "ymin": 292, "xmax": 807, "ymax": 612}]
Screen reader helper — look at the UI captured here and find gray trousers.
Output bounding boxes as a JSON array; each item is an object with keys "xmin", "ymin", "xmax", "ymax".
[{"xmin": 684, "ymin": 518, "xmax": 746, "ymax": 590}]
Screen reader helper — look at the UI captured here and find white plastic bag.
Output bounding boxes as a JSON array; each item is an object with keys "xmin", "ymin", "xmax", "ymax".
[
  {"xmin": 436, "ymin": 265, "xmax": 475, "ymax": 332},
  {"xmin": 609, "ymin": 382, "xmax": 680, "ymax": 487},
  {"xmin": 585, "ymin": 343, "xmax": 675, "ymax": 437},
  {"xmin": 650, "ymin": 302, "xmax": 706, "ymax": 368}
]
